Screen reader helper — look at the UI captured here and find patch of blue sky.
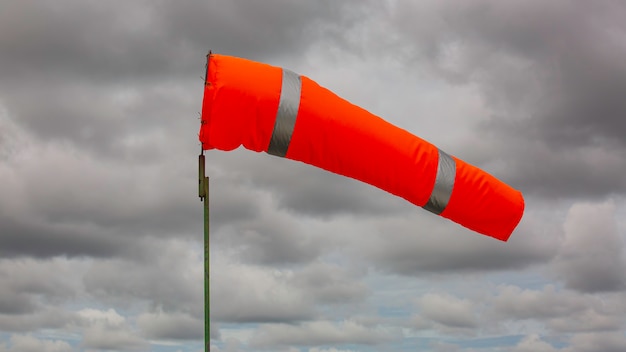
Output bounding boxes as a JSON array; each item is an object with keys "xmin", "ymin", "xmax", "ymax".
[
  {"xmin": 485, "ymin": 269, "xmax": 556, "ymax": 292},
  {"xmin": 447, "ymin": 334, "xmax": 524, "ymax": 349},
  {"xmin": 150, "ymin": 340, "xmax": 203, "ymax": 352}
]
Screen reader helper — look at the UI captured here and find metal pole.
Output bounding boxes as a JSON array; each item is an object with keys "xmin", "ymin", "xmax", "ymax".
[
  {"xmin": 199, "ymin": 154, "xmax": 210, "ymax": 351},
  {"xmin": 200, "ymin": 50, "xmax": 212, "ymax": 352}
]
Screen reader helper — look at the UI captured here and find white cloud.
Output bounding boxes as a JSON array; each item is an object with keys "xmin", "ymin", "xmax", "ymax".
[
  {"xmin": 548, "ymin": 307, "xmax": 623, "ymax": 333},
  {"xmin": 511, "ymin": 334, "xmax": 560, "ymax": 352},
  {"xmin": 76, "ymin": 308, "xmax": 148, "ymax": 351},
  {"xmin": 309, "ymin": 348, "xmax": 357, "ymax": 352},
  {"xmin": 211, "ymin": 337, "xmax": 245, "ymax": 352},
  {"xmin": 249, "ymin": 320, "xmax": 399, "ymax": 349},
  {"xmin": 568, "ymin": 332, "xmax": 626, "ymax": 352},
  {"xmin": 417, "ymin": 293, "xmax": 477, "ymax": 329},
  {"xmin": 0, "ymin": 334, "xmax": 73, "ymax": 352},
  {"xmin": 77, "ymin": 308, "xmax": 125, "ymax": 327},
  {"xmin": 212, "ymin": 260, "xmax": 313, "ymax": 323},
  {"xmin": 491, "ymin": 284, "xmax": 626, "ymax": 333},
  {"xmin": 0, "ymin": 307, "xmax": 77, "ymax": 333},
  {"xmin": 492, "ymin": 285, "xmax": 587, "ymax": 320},
  {"xmin": 137, "ymin": 310, "xmax": 203, "ymax": 340},
  {"xmin": 81, "ymin": 324, "xmax": 148, "ymax": 351}
]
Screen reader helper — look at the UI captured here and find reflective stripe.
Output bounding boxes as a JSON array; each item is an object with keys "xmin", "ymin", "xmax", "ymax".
[
  {"xmin": 268, "ymin": 69, "xmax": 302, "ymax": 157},
  {"xmin": 423, "ymin": 149, "xmax": 456, "ymax": 215}
]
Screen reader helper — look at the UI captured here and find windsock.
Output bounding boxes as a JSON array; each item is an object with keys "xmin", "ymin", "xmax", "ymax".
[{"xmin": 200, "ymin": 54, "xmax": 524, "ymax": 241}]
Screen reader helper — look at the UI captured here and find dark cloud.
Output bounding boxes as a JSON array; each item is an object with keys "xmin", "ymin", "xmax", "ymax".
[
  {"xmin": 254, "ymin": 160, "xmax": 411, "ymax": 218},
  {"xmin": 0, "ymin": 287, "xmax": 34, "ymax": 315},
  {"xmin": 208, "ymin": 198, "xmax": 328, "ymax": 267},
  {"xmin": 0, "ymin": 0, "xmax": 360, "ymax": 81},
  {"xmin": 0, "ymin": 258, "xmax": 80, "ymax": 316},
  {"xmin": 0, "ymin": 216, "xmax": 135, "ymax": 258},
  {"xmin": 1, "ymin": 1, "xmax": 626, "ymax": 351},
  {"xmin": 215, "ymin": 216, "xmax": 323, "ymax": 266},
  {"xmin": 494, "ymin": 139, "xmax": 626, "ymax": 198},
  {"xmin": 291, "ymin": 262, "xmax": 368, "ymax": 305},
  {"xmin": 355, "ymin": 208, "xmax": 557, "ymax": 275},
  {"xmin": 0, "ymin": 0, "xmax": 368, "ymax": 161},
  {"xmin": 207, "ymin": 172, "xmax": 262, "ymax": 231},
  {"xmin": 1, "ymin": 79, "xmax": 199, "ymax": 158},
  {"xmin": 0, "ymin": 119, "xmax": 203, "ymax": 259},
  {"xmin": 552, "ymin": 200, "xmax": 626, "ymax": 292},
  {"xmin": 83, "ymin": 239, "xmax": 203, "ymax": 315},
  {"xmin": 210, "ymin": 150, "xmax": 411, "ymax": 219},
  {"xmin": 0, "ymin": 307, "xmax": 76, "ymax": 333},
  {"xmin": 0, "ymin": 1, "xmax": 191, "ymax": 82},
  {"xmin": 387, "ymin": 0, "xmax": 626, "ymax": 198}
]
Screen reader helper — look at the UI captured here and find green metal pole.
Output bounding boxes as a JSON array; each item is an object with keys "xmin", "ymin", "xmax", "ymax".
[
  {"xmin": 201, "ymin": 50, "xmax": 212, "ymax": 352},
  {"xmin": 204, "ymin": 176, "xmax": 209, "ymax": 352},
  {"xmin": 199, "ymin": 154, "xmax": 210, "ymax": 351}
]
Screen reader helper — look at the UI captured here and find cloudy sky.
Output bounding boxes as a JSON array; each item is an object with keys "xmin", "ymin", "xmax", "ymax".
[{"xmin": 1, "ymin": 1, "xmax": 626, "ymax": 351}]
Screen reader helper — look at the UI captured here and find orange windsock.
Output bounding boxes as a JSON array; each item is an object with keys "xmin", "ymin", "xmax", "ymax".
[{"xmin": 200, "ymin": 54, "xmax": 524, "ymax": 241}]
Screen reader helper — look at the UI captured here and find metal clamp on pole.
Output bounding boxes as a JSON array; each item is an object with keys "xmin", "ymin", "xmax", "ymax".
[{"xmin": 199, "ymin": 153, "xmax": 207, "ymax": 201}]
